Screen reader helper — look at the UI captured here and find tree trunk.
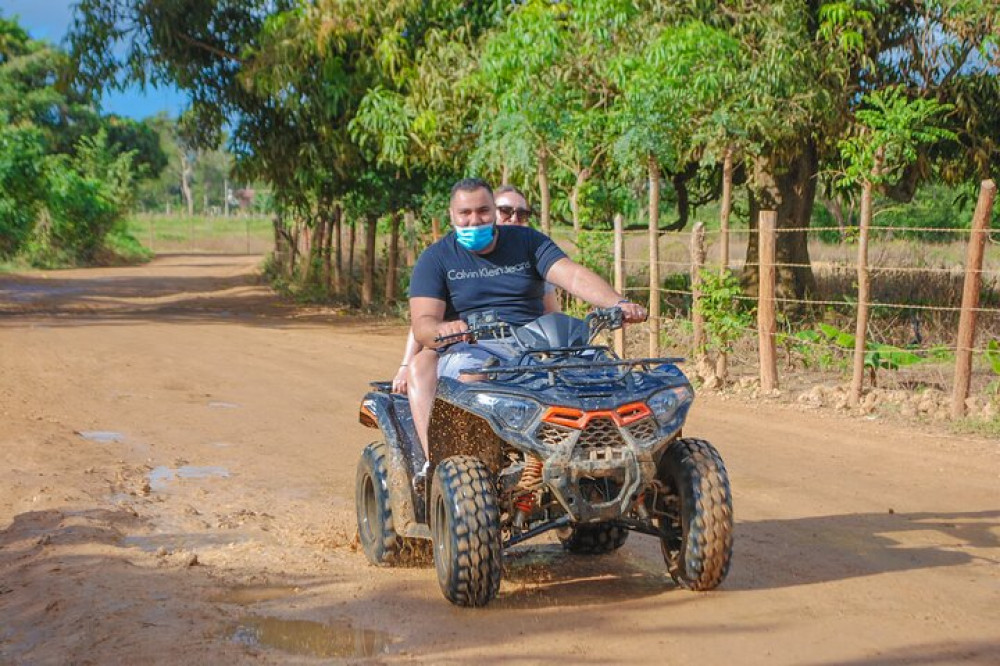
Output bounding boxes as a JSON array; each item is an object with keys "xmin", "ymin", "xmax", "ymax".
[
  {"xmin": 501, "ymin": 162, "xmax": 510, "ymax": 186},
  {"xmin": 403, "ymin": 210, "xmax": 416, "ymax": 267},
  {"xmin": 304, "ymin": 217, "xmax": 321, "ymax": 285},
  {"xmin": 288, "ymin": 219, "xmax": 301, "ymax": 280},
  {"xmin": 333, "ymin": 205, "xmax": 343, "ymax": 296},
  {"xmin": 744, "ymin": 143, "xmax": 819, "ymax": 299},
  {"xmin": 538, "ymin": 149, "xmax": 551, "ymax": 237},
  {"xmin": 348, "ymin": 220, "xmax": 357, "ymax": 298},
  {"xmin": 386, "ymin": 211, "xmax": 400, "ymax": 303},
  {"xmin": 362, "ymin": 214, "xmax": 377, "ymax": 307},
  {"xmin": 719, "ymin": 146, "xmax": 733, "ymax": 273},
  {"xmin": 179, "ymin": 155, "xmax": 194, "ymax": 217},
  {"xmin": 322, "ymin": 214, "xmax": 333, "ymax": 290}
]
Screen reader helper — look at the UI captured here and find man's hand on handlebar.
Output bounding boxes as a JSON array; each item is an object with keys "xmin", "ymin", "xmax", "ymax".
[
  {"xmin": 619, "ymin": 301, "xmax": 647, "ymax": 323},
  {"xmin": 433, "ymin": 320, "xmax": 470, "ymax": 346}
]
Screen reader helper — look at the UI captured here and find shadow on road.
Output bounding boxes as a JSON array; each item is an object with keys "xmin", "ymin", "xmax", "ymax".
[{"xmin": 727, "ymin": 509, "xmax": 1000, "ymax": 591}]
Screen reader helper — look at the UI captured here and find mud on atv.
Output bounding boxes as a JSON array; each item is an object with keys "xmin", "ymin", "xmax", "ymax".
[{"xmin": 356, "ymin": 308, "xmax": 733, "ymax": 607}]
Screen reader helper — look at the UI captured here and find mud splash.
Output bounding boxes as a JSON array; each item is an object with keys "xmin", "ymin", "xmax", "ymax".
[{"xmin": 231, "ymin": 616, "xmax": 393, "ymax": 658}]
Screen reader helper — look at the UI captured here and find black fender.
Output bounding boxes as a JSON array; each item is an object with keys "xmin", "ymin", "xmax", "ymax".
[{"xmin": 359, "ymin": 391, "xmax": 426, "ymax": 533}]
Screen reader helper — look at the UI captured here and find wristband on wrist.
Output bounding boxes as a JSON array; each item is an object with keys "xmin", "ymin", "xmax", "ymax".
[{"xmin": 615, "ymin": 298, "xmax": 631, "ymax": 306}]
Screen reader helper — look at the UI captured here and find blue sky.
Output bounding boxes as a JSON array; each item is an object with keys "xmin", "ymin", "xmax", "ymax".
[{"xmin": 4, "ymin": 0, "xmax": 186, "ymax": 120}]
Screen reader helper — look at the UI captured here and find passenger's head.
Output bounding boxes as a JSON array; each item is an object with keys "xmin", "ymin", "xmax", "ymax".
[
  {"xmin": 449, "ymin": 178, "xmax": 496, "ymax": 252},
  {"xmin": 494, "ymin": 186, "xmax": 534, "ymax": 226}
]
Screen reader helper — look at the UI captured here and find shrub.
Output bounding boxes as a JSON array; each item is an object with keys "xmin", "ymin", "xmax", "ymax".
[
  {"xmin": 0, "ymin": 124, "xmax": 46, "ymax": 257},
  {"xmin": 43, "ymin": 130, "xmax": 135, "ymax": 263}
]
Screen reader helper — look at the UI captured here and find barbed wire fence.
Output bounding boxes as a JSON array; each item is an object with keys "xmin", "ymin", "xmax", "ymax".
[{"xmin": 599, "ymin": 180, "xmax": 999, "ymax": 420}]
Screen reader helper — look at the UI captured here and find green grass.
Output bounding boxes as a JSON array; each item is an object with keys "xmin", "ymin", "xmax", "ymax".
[
  {"xmin": 951, "ymin": 414, "xmax": 1000, "ymax": 438},
  {"xmin": 125, "ymin": 213, "xmax": 274, "ymax": 254}
]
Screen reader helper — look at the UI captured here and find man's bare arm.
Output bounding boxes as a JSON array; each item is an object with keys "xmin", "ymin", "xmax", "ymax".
[
  {"xmin": 546, "ymin": 258, "xmax": 623, "ymax": 307},
  {"xmin": 410, "ymin": 297, "xmax": 469, "ymax": 348},
  {"xmin": 546, "ymin": 258, "xmax": 646, "ymax": 322}
]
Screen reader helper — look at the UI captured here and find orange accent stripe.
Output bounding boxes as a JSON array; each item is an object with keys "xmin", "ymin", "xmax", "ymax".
[
  {"xmin": 359, "ymin": 404, "xmax": 378, "ymax": 428},
  {"xmin": 541, "ymin": 402, "xmax": 651, "ymax": 429}
]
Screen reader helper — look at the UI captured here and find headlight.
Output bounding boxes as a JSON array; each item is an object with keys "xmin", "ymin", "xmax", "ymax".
[
  {"xmin": 474, "ymin": 394, "xmax": 541, "ymax": 431},
  {"xmin": 647, "ymin": 386, "xmax": 693, "ymax": 426}
]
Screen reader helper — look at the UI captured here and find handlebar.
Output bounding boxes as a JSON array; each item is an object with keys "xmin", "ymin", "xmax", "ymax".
[{"xmin": 434, "ymin": 306, "xmax": 636, "ymax": 347}]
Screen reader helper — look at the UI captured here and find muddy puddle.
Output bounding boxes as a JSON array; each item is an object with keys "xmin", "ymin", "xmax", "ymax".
[
  {"xmin": 231, "ymin": 616, "xmax": 393, "ymax": 658},
  {"xmin": 148, "ymin": 465, "xmax": 230, "ymax": 491},
  {"xmin": 76, "ymin": 430, "xmax": 125, "ymax": 443},
  {"xmin": 210, "ymin": 585, "xmax": 298, "ymax": 605}
]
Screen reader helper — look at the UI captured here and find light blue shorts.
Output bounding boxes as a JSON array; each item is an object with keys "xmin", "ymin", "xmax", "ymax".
[{"xmin": 437, "ymin": 339, "xmax": 519, "ymax": 379}]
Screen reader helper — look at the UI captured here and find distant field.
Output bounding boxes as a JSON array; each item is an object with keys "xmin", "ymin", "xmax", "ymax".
[{"xmin": 125, "ymin": 213, "xmax": 274, "ymax": 254}]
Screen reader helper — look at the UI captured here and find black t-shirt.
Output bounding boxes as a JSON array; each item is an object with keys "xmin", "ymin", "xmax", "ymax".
[{"xmin": 409, "ymin": 225, "xmax": 567, "ymax": 325}]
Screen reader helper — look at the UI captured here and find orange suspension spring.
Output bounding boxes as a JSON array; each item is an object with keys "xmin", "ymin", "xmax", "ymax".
[{"xmin": 514, "ymin": 456, "xmax": 544, "ymax": 513}]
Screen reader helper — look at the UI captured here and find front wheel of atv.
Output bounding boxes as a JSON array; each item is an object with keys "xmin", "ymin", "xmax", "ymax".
[
  {"xmin": 559, "ymin": 522, "xmax": 629, "ymax": 555},
  {"xmin": 656, "ymin": 438, "xmax": 733, "ymax": 590},
  {"xmin": 355, "ymin": 441, "xmax": 404, "ymax": 566},
  {"xmin": 430, "ymin": 456, "xmax": 502, "ymax": 607}
]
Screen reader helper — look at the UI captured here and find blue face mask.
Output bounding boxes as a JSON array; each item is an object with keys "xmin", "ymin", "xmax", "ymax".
[{"xmin": 455, "ymin": 223, "xmax": 495, "ymax": 252}]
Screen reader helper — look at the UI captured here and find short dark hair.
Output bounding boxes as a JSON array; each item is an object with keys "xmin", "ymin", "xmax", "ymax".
[
  {"xmin": 450, "ymin": 177, "xmax": 493, "ymax": 204},
  {"xmin": 494, "ymin": 185, "xmax": 526, "ymax": 200}
]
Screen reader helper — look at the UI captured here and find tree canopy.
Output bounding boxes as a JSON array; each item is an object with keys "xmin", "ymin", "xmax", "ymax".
[
  {"xmin": 0, "ymin": 13, "xmax": 166, "ymax": 262},
  {"xmin": 64, "ymin": 0, "xmax": 1000, "ymax": 292}
]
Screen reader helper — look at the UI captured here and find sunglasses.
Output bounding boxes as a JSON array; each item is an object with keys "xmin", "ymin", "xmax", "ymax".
[{"xmin": 497, "ymin": 205, "xmax": 534, "ymax": 221}]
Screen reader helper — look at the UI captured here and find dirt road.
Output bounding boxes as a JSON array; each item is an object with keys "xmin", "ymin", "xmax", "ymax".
[{"xmin": 1, "ymin": 255, "xmax": 998, "ymax": 665}]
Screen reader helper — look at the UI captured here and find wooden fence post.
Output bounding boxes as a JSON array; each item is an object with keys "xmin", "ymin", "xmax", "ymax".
[
  {"xmin": 691, "ymin": 223, "xmax": 706, "ymax": 359},
  {"xmin": 431, "ymin": 217, "xmax": 442, "ymax": 242},
  {"xmin": 758, "ymin": 211, "xmax": 778, "ymax": 392},
  {"xmin": 849, "ymin": 162, "xmax": 879, "ymax": 407},
  {"xmin": 951, "ymin": 179, "xmax": 997, "ymax": 418},
  {"xmin": 613, "ymin": 213, "xmax": 625, "ymax": 357},
  {"xmin": 648, "ymin": 158, "xmax": 661, "ymax": 358}
]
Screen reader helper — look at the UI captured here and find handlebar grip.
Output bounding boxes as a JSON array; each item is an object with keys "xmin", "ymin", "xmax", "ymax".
[{"xmin": 434, "ymin": 330, "xmax": 471, "ymax": 343}]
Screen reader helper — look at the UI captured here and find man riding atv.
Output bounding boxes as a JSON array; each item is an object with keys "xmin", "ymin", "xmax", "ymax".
[
  {"xmin": 407, "ymin": 178, "xmax": 647, "ymax": 477},
  {"xmin": 358, "ymin": 182, "xmax": 733, "ymax": 605}
]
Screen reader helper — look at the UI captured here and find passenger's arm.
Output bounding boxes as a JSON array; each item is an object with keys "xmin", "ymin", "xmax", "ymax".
[
  {"xmin": 410, "ymin": 296, "xmax": 468, "ymax": 348},
  {"xmin": 545, "ymin": 258, "xmax": 646, "ymax": 322},
  {"xmin": 392, "ymin": 329, "xmax": 423, "ymax": 394}
]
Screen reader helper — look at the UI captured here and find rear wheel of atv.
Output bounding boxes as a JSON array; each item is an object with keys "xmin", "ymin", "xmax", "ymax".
[
  {"xmin": 559, "ymin": 523, "xmax": 629, "ymax": 555},
  {"xmin": 355, "ymin": 441, "xmax": 404, "ymax": 566},
  {"xmin": 430, "ymin": 456, "xmax": 502, "ymax": 607},
  {"xmin": 656, "ymin": 438, "xmax": 733, "ymax": 590}
]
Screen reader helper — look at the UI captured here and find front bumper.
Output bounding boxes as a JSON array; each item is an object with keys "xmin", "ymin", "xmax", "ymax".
[{"xmin": 536, "ymin": 417, "xmax": 666, "ymax": 523}]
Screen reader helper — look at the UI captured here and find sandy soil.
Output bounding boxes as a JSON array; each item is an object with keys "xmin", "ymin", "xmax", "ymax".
[{"xmin": 1, "ymin": 254, "xmax": 998, "ymax": 665}]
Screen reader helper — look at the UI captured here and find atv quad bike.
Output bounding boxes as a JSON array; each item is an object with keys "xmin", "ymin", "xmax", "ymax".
[{"xmin": 356, "ymin": 307, "xmax": 733, "ymax": 607}]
